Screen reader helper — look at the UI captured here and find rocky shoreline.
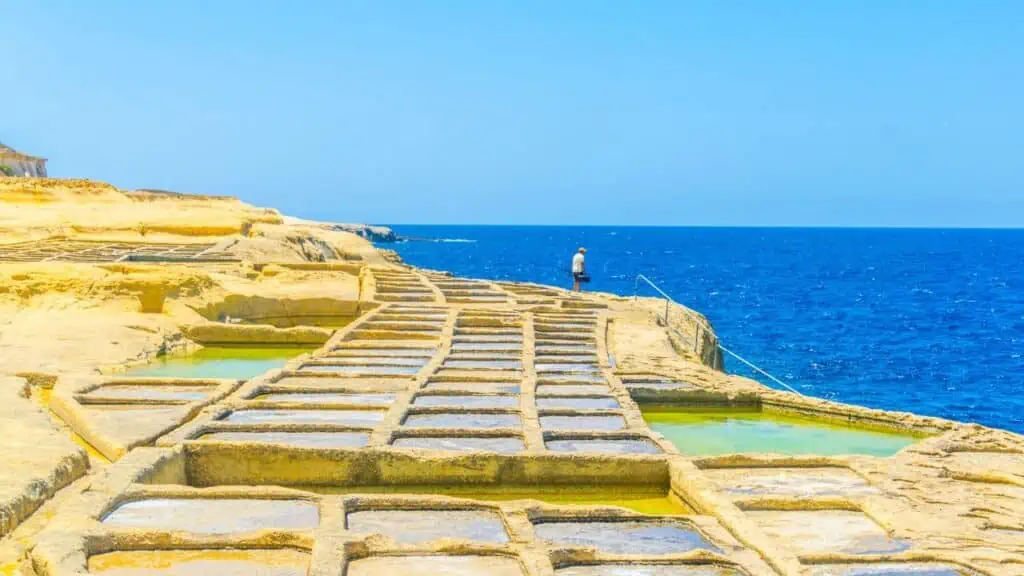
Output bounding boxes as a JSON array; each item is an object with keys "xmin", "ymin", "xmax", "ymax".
[{"xmin": 1, "ymin": 177, "xmax": 1021, "ymax": 576}]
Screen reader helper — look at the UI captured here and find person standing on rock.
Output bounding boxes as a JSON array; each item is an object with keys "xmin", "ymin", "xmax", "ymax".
[{"xmin": 572, "ymin": 247, "xmax": 588, "ymax": 292}]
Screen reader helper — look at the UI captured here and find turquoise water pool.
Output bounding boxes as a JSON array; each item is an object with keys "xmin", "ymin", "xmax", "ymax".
[
  {"xmin": 125, "ymin": 347, "xmax": 313, "ymax": 379},
  {"xmin": 643, "ymin": 408, "xmax": 921, "ymax": 457}
]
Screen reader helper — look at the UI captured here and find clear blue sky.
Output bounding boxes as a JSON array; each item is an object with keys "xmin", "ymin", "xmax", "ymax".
[{"xmin": 3, "ymin": 2, "xmax": 1022, "ymax": 226}]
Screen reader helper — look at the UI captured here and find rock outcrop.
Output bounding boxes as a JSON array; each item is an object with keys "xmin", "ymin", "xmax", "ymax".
[{"xmin": 0, "ymin": 142, "xmax": 47, "ymax": 178}]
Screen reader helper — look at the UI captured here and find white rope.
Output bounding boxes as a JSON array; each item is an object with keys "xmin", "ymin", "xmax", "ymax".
[{"xmin": 718, "ymin": 343, "xmax": 803, "ymax": 396}]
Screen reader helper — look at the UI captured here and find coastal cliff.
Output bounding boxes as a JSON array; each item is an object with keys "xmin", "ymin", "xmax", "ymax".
[{"xmin": 0, "ymin": 143, "xmax": 47, "ymax": 178}]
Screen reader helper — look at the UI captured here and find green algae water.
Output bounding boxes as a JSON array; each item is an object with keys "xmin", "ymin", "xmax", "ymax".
[
  {"xmin": 642, "ymin": 407, "xmax": 921, "ymax": 457},
  {"xmin": 125, "ymin": 347, "xmax": 313, "ymax": 379},
  {"xmin": 311, "ymin": 485, "xmax": 691, "ymax": 515}
]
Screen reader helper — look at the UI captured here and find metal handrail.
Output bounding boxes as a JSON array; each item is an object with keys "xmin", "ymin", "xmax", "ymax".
[
  {"xmin": 634, "ymin": 274, "xmax": 708, "ymax": 351},
  {"xmin": 632, "ymin": 274, "xmax": 803, "ymax": 396}
]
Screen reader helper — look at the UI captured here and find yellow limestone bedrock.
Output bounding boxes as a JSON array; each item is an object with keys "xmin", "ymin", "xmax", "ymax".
[
  {"xmin": 0, "ymin": 377, "xmax": 87, "ymax": 537},
  {"xmin": 3, "ymin": 177, "xmax": 1024, "ymax": 576}
]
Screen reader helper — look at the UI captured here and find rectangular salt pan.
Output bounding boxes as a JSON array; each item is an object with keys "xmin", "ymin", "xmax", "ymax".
[
  {"xmin": 452, "ymin": 343, "xmax": 523, "ymax": 351},
  {"xmin": 537, "ymin": 397, "xmax": 621, "ymax": 410},
  {"xmin": 346, "ymin": 509, "xmax": 510, "ymax": 544},
  {"xmin": 443, "ymin": 360, "xmax": 523, "ymax": 369},
  {"xmin": 746, "ymin": 510, "xmax": 912, "ymax": 555},
  {"xmin": 222, "ymin": 409, "xmax": 385, "ymax": 426},
  {"xmin": 533, "ymin": 520, "xmax": 721, "ymax": 555},
  {"xmin": 536, "ymin": 355, "xmax": 600, "ymax": 363},
  {"xmin": 642, "ymin": 409, "xmax": 920, "ymax": 457},
  {"xmin": 425, "ymin": 382, "xmax": 521, "ymax": 394},
  {"xmin": 392, "ymin": 436, "xmax": 525, "ymax": 454},
  {"xmin": 447, "ymin": 354, "xmax": 522, "ymax": 363},
  {"xmin": 124, "ymin": 347, "xmax": 308, "ymax": 379},
  {"xmin": 198, "ymin": 431, "xmax": 369, "ymax": 448},
  {"xmin": 328, "ymin": 348, "xmax": 435, "ymax": 357},
  {"xmin": 536, "ymin": 344, "xmax": 597, "ymax": 352},
  {"xmin": 702, "ymin": 467, "xmax": 879, "ymax": 498},
  {"xmin": 535, "ymin": 326, "xmax": 596, "ymax": 333},
  {"xmin": 536, "ymin": 334, "xmax": 595, "ymax": 340},
  {"xmin": 536, "ymin": 363, "xmax": 601, "ymax": 373},
  {"xmin": 82, "ymin": 385, "xmax": 214, "ymax": 402},
  {"xmin": 331, "ymin": 342, "xmax": 438, "ymax": 349},
  {"xmin": 537, "ymin": 385, "xmax": 610, "ymax": 396},
  {"xmin": 404, "ymin": 412, "xmax": 522, "ymax": 429},
  {"xmin": 298, "ymin": 365, "xmax": 421, "ymax": 375},
  {"xmin": 102, "ymin": 498, "xmax": 319, "ymax": 534},
  {"xmin": 308, "ymin": 357, "xmax": 427, "ymax": 366},
  {"xmin": 255, "ymin": 392, "xmax": 396, "ymax": 406},
  {"xmin": 540, "ymin": 415, "xmax": 627, "ymax": 431},
  {"xmin": 546, "ymin": 438, "xmax": 662, "ymax": 455},
  {"xmin": 539, "ymin": 373, "xmax": 607, "ymax": 383},
  {"xmin": 413, "ymin": 395, "xmax": 520, "ymax": 409}
]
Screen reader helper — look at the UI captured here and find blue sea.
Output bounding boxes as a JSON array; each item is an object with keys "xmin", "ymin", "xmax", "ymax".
[{"xmin": 386, "ymin": 226, "xmax": 1024, "ymax": 434}]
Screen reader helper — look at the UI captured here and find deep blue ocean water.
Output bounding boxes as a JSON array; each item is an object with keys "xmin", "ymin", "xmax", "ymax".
[{"xmin": 385, "ymin": 226, "xmax": 1024, "ymax": 434}]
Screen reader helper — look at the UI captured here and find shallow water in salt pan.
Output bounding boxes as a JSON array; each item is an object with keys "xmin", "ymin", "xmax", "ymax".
[
  {"xmin": 541, "ymin": 414, "xmax": 626, "ymax": 431},
  {"xmin": 546, "ymin": 438, "xmax": 662, "ymax": 455},
  {"xmin": 747, "ymin": 509, "xmax": 912, "ymax": 555},
  {"xmin": 298, "ymin": 364, "xmax": 421, "ymax": 375},
  {"xmin": 254, "ymin": 392, "xmax": 396, "ymax": 406},
  {"xmin": 702, "ymin": 467, "xmax": 879, "ymax": 498},
  {"xmin": 222, "ymin": 409, "xmax": 385, "ymax": 426},
  {"xmin": 643, "ymin": 409, "xmax": 921, "ymax": 457},
  {"xmin": 404, "ymin": 412, "xmax": 522, "ymax": 429},
  {"xmin": 413, "ymin": 394, "xmax": 519, "ymax": 409},
  {"xmin": 83, "ymin": 385, "xmax": 214, "ymax": 402},
  {"xmin": 537, "ymin": 396, "xmax": 621, "ymax": 410},
  {"xmin": 533, "ymin": 520, "xmax": 721, "ymax": 555},
  {"xmin": 125, "ymin": 347, "xmax": 312, "ymax": 379},
  {"xmin": 346, "ymin": 509, "xmax": 509, "ymax": 544},
  {"xmin": 391, "ymin": 435, "xmax": 525, "ymax": 453},
  {"xmin": 102, "ymin": 499, "xmax": 319, "ymax": 534}
]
